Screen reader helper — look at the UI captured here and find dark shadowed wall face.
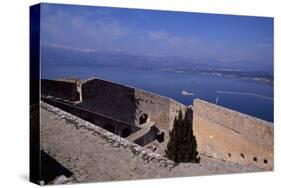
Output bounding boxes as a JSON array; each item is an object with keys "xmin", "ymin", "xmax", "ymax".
[
  {"xmin": 80, "ymin": 79, "xmax": 136, "ymax": 124},
  {"xmin": 41, "ymin": 79, "xmax": 80, "ymax": 101}
]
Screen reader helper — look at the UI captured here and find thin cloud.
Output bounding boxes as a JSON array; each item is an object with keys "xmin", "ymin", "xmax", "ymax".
[
  {"xmin": 40, "ymin": 3, "xmax": 273, "ymax": 70},
  {"xmin": 50, "ymin": 43, "xmax": 98, "ymax": 53}
]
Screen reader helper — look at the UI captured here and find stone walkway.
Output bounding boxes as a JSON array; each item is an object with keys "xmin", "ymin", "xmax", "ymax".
[{"xmin": 40, "ymin": 102, "xmax": 262, "ymax": 185}]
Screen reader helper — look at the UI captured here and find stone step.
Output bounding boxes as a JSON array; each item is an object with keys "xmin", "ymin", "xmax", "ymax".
[{"xmin": 126, "ymin": 121, "xmax": 155, "ymax": 142}]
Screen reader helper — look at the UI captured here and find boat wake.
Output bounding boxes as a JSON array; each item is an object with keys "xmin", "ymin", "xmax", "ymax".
[{"xmin": 216, "ymin": 91, "xmax": 273, "ymax": 101}]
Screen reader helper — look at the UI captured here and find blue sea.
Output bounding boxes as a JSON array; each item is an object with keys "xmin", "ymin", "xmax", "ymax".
[{"xmin": 42, "ymin": 65, "xmax": 274, "ymax": 122}]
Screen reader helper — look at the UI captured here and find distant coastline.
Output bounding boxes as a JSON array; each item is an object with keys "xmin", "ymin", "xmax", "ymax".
[{"xmin": 42, "ymin": 45, "xmax": 273, "ymax": 86}]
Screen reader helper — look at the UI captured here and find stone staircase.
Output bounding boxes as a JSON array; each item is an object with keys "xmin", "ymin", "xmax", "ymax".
[
  {"xmin": 126, "ymin": 121, "xmax": 155, "ymax": 142},
  {"xmin": 126, "ymin": 121, "xmax": 160, "ymax": 146}
]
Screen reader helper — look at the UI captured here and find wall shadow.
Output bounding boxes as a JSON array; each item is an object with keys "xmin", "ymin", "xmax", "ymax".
[{"xmin": 40, "ymin": 150, "xmax": 73, "ymax": 184}]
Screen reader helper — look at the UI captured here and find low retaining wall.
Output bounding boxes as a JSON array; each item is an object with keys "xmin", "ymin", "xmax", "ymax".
[
  {"xmin": 41, "ymin": 79, "xmax": 80, "ymax": 101},
  {"xmin": 193, "ymin": 99, "xmax": 273, "ymax": 170}
]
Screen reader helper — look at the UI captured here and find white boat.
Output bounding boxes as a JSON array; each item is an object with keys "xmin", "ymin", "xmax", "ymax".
[{"xmin": 181, "ymin": 90, "xmax": 194, "ymax": 96}]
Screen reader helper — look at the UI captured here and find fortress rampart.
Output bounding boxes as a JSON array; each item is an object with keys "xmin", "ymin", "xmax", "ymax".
[
  {"xmin": 193, "ymin": 99, "xmax": 273, "ymax": 170},
  {"xmin": 41, "ymin": 78, "xmax": 273, "ymax": 169},
  {"xmin": 78, "ymin": 78, "xmax": 186, "ymax": 152}
]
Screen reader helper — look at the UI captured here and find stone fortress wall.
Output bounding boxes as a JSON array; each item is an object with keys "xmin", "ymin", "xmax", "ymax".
[
  {"xmin": 193, "ymin": 99, "xmax": 273, "ymax": 170},
  {"xmin": 80, "ymin": 79, "xmax": 136, "ymax": 125},
  {"xmin": 41, "ymin": 78, "xmax": 273, "ymax": 170},
  {"xmin": 80, "ymin": 78, "xmax": 188, "ymax": 151},
  {"xmin": 79, "ymin": 78, "xmax": 185, "ymax": 130}
]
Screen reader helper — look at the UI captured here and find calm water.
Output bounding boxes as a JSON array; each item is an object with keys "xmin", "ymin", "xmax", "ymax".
[{"xmin": 42, "ymin": 65, "xmax": 274, "ymax": 122}]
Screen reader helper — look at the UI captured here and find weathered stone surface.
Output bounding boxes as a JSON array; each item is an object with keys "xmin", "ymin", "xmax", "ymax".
[
  {"xmin": 193, "ymin": 98, "xmax": 273, "ymax": 170},
  {"xmin": 40, "ymin": 102, "xmax": 262, "ymax": 184}
]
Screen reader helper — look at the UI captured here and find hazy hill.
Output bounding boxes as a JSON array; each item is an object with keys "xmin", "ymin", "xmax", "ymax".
[{"xmin": 41, "ymin": 45, "xmax": 273, "ymax": 84}]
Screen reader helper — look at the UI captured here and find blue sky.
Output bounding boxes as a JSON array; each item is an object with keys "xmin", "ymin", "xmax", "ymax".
[{"xmin": 41, "ymin": 3, "xmax": 273, "ymax": 71}]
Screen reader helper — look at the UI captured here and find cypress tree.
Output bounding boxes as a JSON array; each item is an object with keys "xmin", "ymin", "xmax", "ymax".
[{"xmin": 165, "ymin": 109, "xmax": 200, "ymax": 163}]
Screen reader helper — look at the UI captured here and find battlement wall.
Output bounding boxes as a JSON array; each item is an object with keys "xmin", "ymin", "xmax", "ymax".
[
  {"xmin": 193, "ymin": 99, "xmax": 273, "ymax": 170},
  {"xmin": 41, "ymin": 78, "xmax": 274, "ymax": 168}
]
